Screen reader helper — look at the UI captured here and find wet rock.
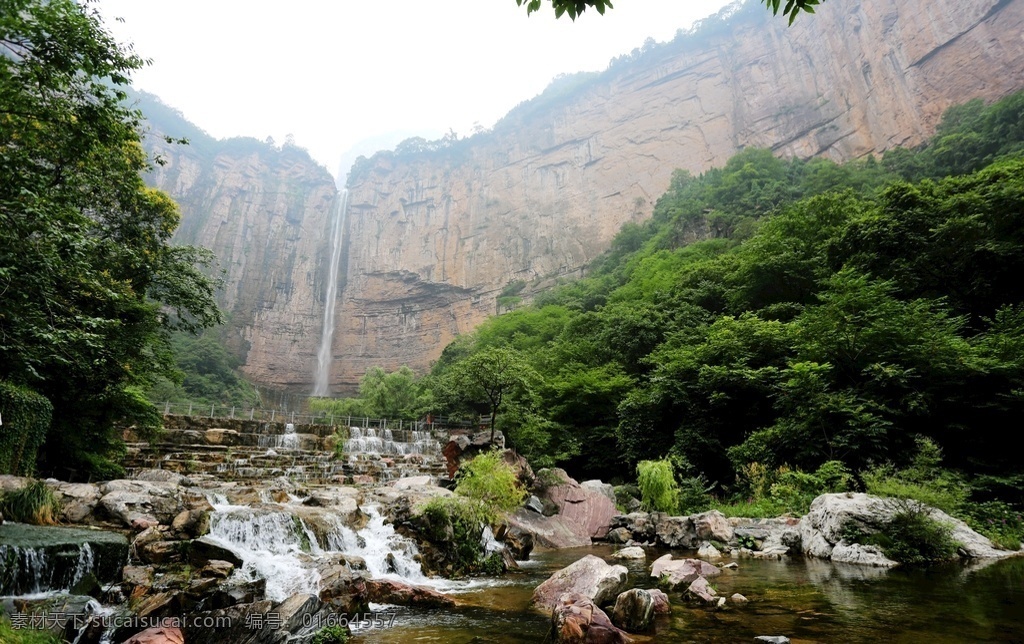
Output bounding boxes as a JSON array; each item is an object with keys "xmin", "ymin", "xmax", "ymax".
[
  {"xmin": 197, "ymin": 560, "xmax": 235, "ymax": 579},
  {"xmin": 122, "ymin": 566, "xmax": 155, "ymax": 587},
  {"xmin": 133, "ymin": 591, "xmax": 181, "ymax": 620},
  {"xmin": 495, "ymin": 524, "xmax": 534, "ymax": 560},
  {"xmin": 188, "ymin": 536, "xmax": 244, "ymax": 568},
  {"xmin": 611, "ymin": 512, "xmax": 658, "ymax": 543},
  {"xmin": 830, "ymin": 541, "xmax": 898, "ymax": 567},
  {"xmin": 697, "ymin": 541, "xmax": 723, "ymax": 560},
  {"xmin": 722, "ymin": 562, "xmax": 739, "ymax": 570},
  {"xmin": 754, "ymin": 637, "xmax": 791, "ymax": 644},
  {"xmin": 193, "ymin": 579, "xmax": 266, "ymax": 612},
  {"xmin": 121, "ymin": 623, "xmax": 186, "ymax": 644},
  {"xmin": 650, "ymin": 555, "xmax": 720, "ymax": 590},
  {"xmin": 685, "ymin": 576, "xmax": 718, "ymax": 605},
  {"xmin": 532, "ymin": 554, "xmax": 629, "ymax": 611},
  {"xmin": 731, "ymin": 593, "xmax": 749, "ymax": 604},
  {"xmin": 525, "ymin": 495, "xmax": 545, "ymax": 514},
  {"xmin": 693, "ymin": 510, "xmax": 734, "ymax": 542},
  {"xmin": 365, "ymin": 579, "xmax": 455, "ymax": 608},
  {"xmin": 98, "ymin": 480, "xmax": 185, "ymax": 528},
  {"xmin": 303, "ymin": 487, "xmax": 361, "ymax": 507},
  {"xmin": 607, "ymin": 527, "xmax": 632, "ymax": 544},
  {"xmin": 171, "ymin": 508, "xmax": 211, "ymax": 539},
  {"xmin": 611, "ymin": 588, "xmax": 656, "ymax": 632},
  {"xmin": 655, "ymin": 515, "xmax": 698, "ymax": 549},
  {"xmin": 551, "ymin": 592, "xmax": 633, "ymax": 644},
  {"xmin": 133, "ymin": 469, "xmax": 190, "ymax": 486},
  {"xmin": 610, "ymin": 546, "xmax": 646, "ymax": 560},
  {"xmin": 649, "ymin": 588, "xmax": 671, "ymax": 614},
  {"xmin": 51, "ymin": 481, "xmax": 101, "ymax": 524}
]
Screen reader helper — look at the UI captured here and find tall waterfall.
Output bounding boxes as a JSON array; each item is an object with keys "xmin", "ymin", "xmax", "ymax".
[{"xmin": 312, "ymin": 189, "xmax": 349, "ymax": 396}]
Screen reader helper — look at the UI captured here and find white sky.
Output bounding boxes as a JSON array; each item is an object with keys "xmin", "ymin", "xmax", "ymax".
[{"xmin": 97, "ymin": 0, "xmax": 732, "ymax": 178}]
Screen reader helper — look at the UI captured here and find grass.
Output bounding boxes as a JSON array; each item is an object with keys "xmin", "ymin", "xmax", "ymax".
[
  {"xmin": 0, "ymin": 617, "xmax": 63, "ymax": 644},
  {"xmin": 0, "ymin": 480, "xmax": 62, "ymax": 525}
]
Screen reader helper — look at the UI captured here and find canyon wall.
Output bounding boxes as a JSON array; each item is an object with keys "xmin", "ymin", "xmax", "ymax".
[
  {"xmin": 331, "ymin": 0, "xmax": 1024, "ymax": 392},
  {"xmin": 143, "ymin": 127, "xmax": 337, "ymax": 391}
]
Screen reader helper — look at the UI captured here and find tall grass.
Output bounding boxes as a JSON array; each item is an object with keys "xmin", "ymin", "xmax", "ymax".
[{"xmin": 0, "ymin": 480, "xmax": 62, "ymax": 524}]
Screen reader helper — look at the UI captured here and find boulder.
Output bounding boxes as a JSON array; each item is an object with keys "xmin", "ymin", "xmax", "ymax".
[
  {"xmin": 98, "ymin": 480, "xmax": 185, "ymax": 528},
  {"xmin": 685, "ymin": 576, "xmax": 718, "ymax": 605},
  {"xmin": 120, "ymin": 624, "xmax": 185, "ymax": 644},
  {"xmin": 611, "ymin": 588, "xmax": 656, "ymax": 633},
  {"xmin": 581, "ymin": 480, "xmax": 616, "ymax": 504},
  {"xmin": 694, "ymin": 510, "xmax": 734, "ymax": 542},
  {"xmin": 197, "ymin": 560, "xmax": 235, "ymax": 579},
  {"xmin": 550, "ymin": 593, "xmax": 633, "ymax": 644},
  {"xmin": 51, "ymin": 482, "xmax": 102, "ymax": 524},
  {"xmin": 137, "ymin": 541, "xmax": 182, "ymax": 565},
  {"xmin": 495, "ymin": 524, "xmax": 534, "ymax": 560},
  {"xmin": 610, "ymin": 513, "xmax": 659, "ymax": 543},
  {"xmin": 655, "ymin": 516, "xmax": 698, "ymax": 549},
  {"xmin": 365, "ymin": 579, "xmax": 455, "ymax": 608},
  {"xmin": 650, "ymin": 555, "xmax": 720, "ymax": 590},
  {"xmin": 755, "ymin": 637, "xmax": 791, "ymax": 644},
  {"xmin": 830, "ymin": 541, "xmax": 898, "ymax": 567},
  {"xmin": 171, "ymin": 508, "xmax": 211, "ymax": 539},
  {"xmin": 532, "ymin": 555, "xmax": 629, "ymax": 612},
  {"xmin": 442, "ymin": 431, "xmax": 504, "ymax": 478},
  {"xmin": 392, "ymin": 475, "xmax": 432, "ymax": 490},
  {"xmin": 609, "ymin": 546, "xmax": 646, "ymax": 560},
  {"xmin": 132, "ymin": 469, "xmax": 189, "ymax": 486},
  {"xmin": 302, "ymin": 486, "xmax": 361, "ymax": 508},
  {"xmin": 649, "ymin": 588, "xmax": 671, "ymax": 614},
  {"xmin": 731, "ymin": 593, "xmax": 749, "ymax": 604},
  {"xmin": 506, "ymin": 508, "xmax": 593, "ymax": 549},
  {"xmin": 542, "ymin": 470, "xmax": 619, "ymax": 540},
  {"xmin": 607, "ymin": 527, "xmax": 632, "ymax": 544},
  {"xmin": 525, "ymin": 495, "xmax": 545, "ymax": 514},
  {"xmin": 502, "ymin": 450, "xmax": 536, "ymax": 488},
  {"xmin": 697, "ymin": 541, "xmax": 723, "ymax": 560},
  {"xmin": 188, "ymin": 537, "xmax": 243, "ymax": 568}
]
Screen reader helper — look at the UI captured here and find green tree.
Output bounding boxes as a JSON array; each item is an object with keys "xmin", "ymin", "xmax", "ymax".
[
  {"xmin": 358, "ymin": 366, "xmax": 433, "ymax": 420},
  {"xmin": 0, "ymin": 0, "xmax": 222, "ymax": 479},
  {"xmin": 515, "ymin": 0, "xmax": 821, "ymax": 23}
]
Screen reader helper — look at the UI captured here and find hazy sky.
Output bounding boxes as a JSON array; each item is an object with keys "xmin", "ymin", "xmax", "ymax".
[{"xmin": 97, "ymin": 0, "xmax": 732, "ymax": 178}]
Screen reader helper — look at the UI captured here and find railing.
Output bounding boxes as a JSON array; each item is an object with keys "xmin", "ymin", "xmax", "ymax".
[{"xmin": 156, "ymin": 401, "xmax": 474, "ymax": 432}]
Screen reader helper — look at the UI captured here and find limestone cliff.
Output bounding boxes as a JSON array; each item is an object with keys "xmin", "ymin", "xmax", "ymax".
[
  {"xmin": 330, "ymin": 0, "xmax": 1024, "ymax": 391},
  {"xmin": 141, "ymin": 108, "xmax": 338, "ymax": 391}
]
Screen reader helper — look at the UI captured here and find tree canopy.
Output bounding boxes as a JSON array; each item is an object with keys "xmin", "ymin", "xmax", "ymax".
[
  {"xmin": 0, "ymin": 0, "xmax": 222, "ymax": 479},
  {"xmin": 516, "ymin": 0, "xmax": 822, "ymax": 23}
]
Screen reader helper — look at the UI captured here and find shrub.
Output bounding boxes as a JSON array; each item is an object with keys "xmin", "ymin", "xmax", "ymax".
[
  {"xmin": 964, "ymin": 501, "xmax": 1024, "ymax": 551},
  {"xmin": 677, "ymin": 475, "xmax": 713, "ymax": 514},
  {"xmin": 636, "ymin": 459, "xmax": 680, "ymax": 514},
  {"xmin": 0, "ymin": 480, "xmax": 62, "ymax": 525},
  {"xmin": 311, "ymin": 625, "xmax": 348, "ymax": 644},
  {"xmin": 454, "ymin": 450, "xmax": 526, "ymax": 518},
  {"xmin": 878, "ymin": 502, "xmax": 960, "ymax": 565},
  {"xmin": 862, "ymin": 438, "xmax": 968, "ymax": 514},
  {"xmin": 0, "ymin": 382, "xmax": 53, "ymax": 476},
  {"xmin": 416, "ymin": 495, "xmax": 492, "ymax": 576},
  {"xmin": 0, "ymin": 616, "xmax": 62, "ymax": 644}
]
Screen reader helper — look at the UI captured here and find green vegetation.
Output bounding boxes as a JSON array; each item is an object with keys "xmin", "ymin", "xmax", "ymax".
[
  {"xmin": 309, "ymin": 366, "xmax": 432, "ymax": 421},
  {"xmin": 426, "ymin": 92, "xmax": 1024, "ymax": 529},
  {"xmin": 311, "ymin": 625, "xmax": 349, "ymax": 644},
  {"xmin": 0, "ymin": 617, "xmax": 62, "ymax": 644},
  {"xmin": 147, "ymin": 331, "xmax": 260, "ymax": 407},
  {"xmin": 0, "ymin": 481, "xmax": 62, "ymax": 525},
  {"xmin": 514, "ymin": 0, "xmax": 821, "ymax": 23},
  {"xmin": 0, "ymin": 383, "xmax": 53, "ymax": 476},
  {"xmin": 844, "ymin": 502, "xmax": 960, "ymax": 566},
  {"xmin": 636, "ymin": 459, "xmax": 681, "ymax": 513},
  {"xmin": 0, "ymin": 0, "xmax": 222, "ymax": 480}
]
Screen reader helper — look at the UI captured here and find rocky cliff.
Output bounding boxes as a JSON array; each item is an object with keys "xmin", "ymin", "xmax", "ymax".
[
  {"xmin": 329, "ymin": 0, "xmax": 1024, "ymax": 392},
  {"xmin": 142, "ymin": 112, "xmax": 338, "ymax": 392}
]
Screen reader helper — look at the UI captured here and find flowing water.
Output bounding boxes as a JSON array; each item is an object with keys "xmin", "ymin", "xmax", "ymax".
[
  {"xmin": 349, "ymin": 545, "xmax": 1024, "ymax": 643},
  {"xmin": 312, "ymin": 189, "xmax": 349, "ymax": 397}
]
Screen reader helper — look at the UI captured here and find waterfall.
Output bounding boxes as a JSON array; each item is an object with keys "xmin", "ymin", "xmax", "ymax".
[{"xmin": 312, "ymin": 189, "xmax": 349, "ymax": 397}]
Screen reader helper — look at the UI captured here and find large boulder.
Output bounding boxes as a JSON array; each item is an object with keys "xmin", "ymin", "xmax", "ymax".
[
  {"xmin": 543, "ymin": 470, "xmax": 619, "ymax": 540},
  {"xmin": 610, "ymin": 513, "xmax": 659, "ymax": 543},
  {"xmin": 655, "ymin": 515, "xmax": 698, "ymax": 549},
  {"xmin": 50, "ymin": 481, "xmax": 102, "ymax": 524},
  {"xmin": 364, "ymin": 579, "xmax": 455, "ymax": 608},
  {"xmin": 650, "ymin": 555, "xmax": 721, "ymax": 590},
  {"xmin": 693, "ymin": 510, "xmax": 734, "ymax": 542},
  {"xmin": 532, "ymin": 555, "xmax": 629, "ymax": 612},
  {"xmin": 441, "ymin": 431, "xmax": 504, "ymax": 478},
  {"xmin": 611, "ymin": 588, "xmax": 656, "ymax": 633},
  {"xmin": 98, "ymin": 480, "xmax": 186, "ymax": 528},
  {"xmin": 800, "ymin": 493, "xmax": 1015, "ymax": 564},
  {"xmin": 550, "ymin": 593, "xmax": 633, "ymax": 644}
]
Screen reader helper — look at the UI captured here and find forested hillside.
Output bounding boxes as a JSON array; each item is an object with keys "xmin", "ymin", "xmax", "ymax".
[{"xmin": 425, "ymin": 92, "xmax": 1024, "ymax": 507}]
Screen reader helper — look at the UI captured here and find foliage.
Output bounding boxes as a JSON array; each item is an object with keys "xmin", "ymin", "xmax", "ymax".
[
  {"xmin": 677, "ymin": 475, "xmax": 714, "ymax": 514},
  {"xmin": 862, "ymin": 438, "xmax": 968, "ymax": 515},
  {"xmin": 877, "ymin": 502, "xmax": 960, "ymax": 565},
  {"xmin": 454, "ymin": 450, "xmax": 527, "ymax": 518},
  {"xmin": 515, "ymin": 0, "xmax": 612, "ymax": 21},
  {"xmin": 0, "ymin": 382, "xmax": 53, "ymax": 475},
  {"xmin": 147, "ymin": 331, "xmax": 259, "ymax": 407},
  {"xmin": 0, "ymin": 0, "xmax": 222, "ymax": 480},
  {"xmin": 311, "ymin": 626, "xmax": 348, "ymax": 644},
  {"xmin": 0, "ymin": 616, "xmax": 62, "ymax": 644},
  {"xmin": 963, "ymin": 502, "xmax": 1024, "ymax": 551},
  {"xmin": 714, "ymin": 460, "xmax": 852, "ymax": 517},
  {"xmin": 636, "ymin": 459, "xmax": 680, "ymax": 514},
  {"xmin": 0, "ymin": 480, "xmax": 62, "ymax": 525},
  {"xmin": 415, "ymin": 496, "xmax": 493, "ymax": 577},
  {"xmin": 309, "ymin": 366, "xmax": 432, "ymax": 421}
]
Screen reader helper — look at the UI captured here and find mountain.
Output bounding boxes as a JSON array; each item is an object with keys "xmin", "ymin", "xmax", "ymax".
[{"xmin": 143, "ymin": 0, "xmax": 1024, "ymax": 394}]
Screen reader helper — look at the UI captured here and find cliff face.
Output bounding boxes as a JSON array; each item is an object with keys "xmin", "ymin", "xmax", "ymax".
[
  {"xmin": 144, "ymin": 133, "xmax": 338, "ymax": 391},
  {"xmin": 330, "ymin": 0, "xmax": 1024, "ymax": 392}
]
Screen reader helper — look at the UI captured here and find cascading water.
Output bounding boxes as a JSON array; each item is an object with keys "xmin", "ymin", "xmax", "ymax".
[
  {"xmin": 344, "ymin": 427, "xmax": 440, "ymax": 456},
  {"xmin": 312, "ymin": 189, "xmax": 349, "ymax": 397}
]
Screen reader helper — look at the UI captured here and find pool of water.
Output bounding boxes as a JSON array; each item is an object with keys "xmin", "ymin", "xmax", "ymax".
[{"xmin": 350, "ymin": 545, "xmax": 1024, "ymax": 643}]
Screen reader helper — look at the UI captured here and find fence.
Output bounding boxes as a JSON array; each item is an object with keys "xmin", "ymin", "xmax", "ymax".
[{"xmin": 156, "ymin": 401, "xmax": 487, "ymax": 432}]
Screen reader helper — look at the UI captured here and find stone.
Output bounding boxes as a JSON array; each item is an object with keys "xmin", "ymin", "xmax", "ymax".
[
  {"xmin": 755, "ymin": 637, "xmax": 791, "ymax": 644},
  {"xmin": 495, "ymin": 524, "xmax": 534, "ymax": 560},
  {"xmin": 581, "ymin": 480, "xmax": 616, "ymax": 504},
  {"xmin": 188, "ymin": 537, "xmax": 244, "ymax": 568},
  {"xmin": 731, "ymin": 593, "xmax": 749, "ymax": 604},
  {"xmin": 607, "ymin": 527, "xmax": 632, "ymax": 544},
  {"xmin": 525, "ymin": 495, "xmax": 545, "ymax": 514},
  {"xmin": 551, "ymin": 592, "xmax": 633, "ymax": 644},
  {"xmin": 122, "ymin": 565, "xmax": 155, "ymax": 587},
  {"xmin": 611, "ymin": 588, "xmax": 656, "ymax": 633},
  {"xmin": 51, "ymin": 482, "xmax": 101, "ymax": 524},
  {"xmin": 722, "ymin": 562, "xmax": 739, "ymax": 570},
  {"xmin": 693, "ymin": 510, "xmax": 734, "ymax": 542},
  {"xmin": 697, "ymin": 541, "xmax": 723, "ymax": 560},
  {"xmin": 120, "ymin": 625, "xmax": 185, "ymax": 644},
  {"xmin": 171, "ymin": 508, "xmax": 211, "ymax": 539},
  {"xmin": 655, "ymin": 515, "xmax": 698, "ymax": 549},
  {"xmin": 650, "ymin": 555, "xmax": 721, "ymax": 590},
  {"xmin": 685, "ymin": 576, "xmax": 718, "ymax": 605},
  {"xmin": 392, "ymin": 475, "xmax": 432, "ymax": 490},
  {"xmin": 98, "ymin": 480, "xmax": 185, "ymax": 528},
  {"xmin": 649, "ymin": 588, "xmax": 671, "ymax": 614},
  {"xmin": 351, "ymin": 475, "xmax": 375, "ymax": 485},
  {"xmin": 830, "ymin": 541, "xmax": 898, "ymax": 567},
  {"xmin": 365, "ymin": 579, "xmax": 455, "ymax": 608},
  {"xmin": 532, "ymin": 555, "xmax": 630, "ymax": 612},
  {"xmin": 609, "ymin": 546, "xmax": 646, "ymax": 560},
  {"xmin": 197, "ymin": 560, "xmax": 235, "ymax": 579},
  {"xmin": 133, "ymin": 469, "xmax": 189, "ymax": 486},
  {"xmin": 138, "ymin": 541, "xmax": 182, "ymax": 566},
  {"xmin": 502, "ymin": 450, "xmax": 536, "ymax": 488},
  {"xmin": 611, "ymin": 513, "xmax": 658, "ymax": 543},
  {"xmin": 541, "ymin": 470, "xmax": 620, "ymax": 540}
]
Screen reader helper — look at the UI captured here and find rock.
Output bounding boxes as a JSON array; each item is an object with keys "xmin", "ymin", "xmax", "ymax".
[
  {"xmin": 581, "ymin": 480, "xmax": 616, "ymax": 504},
  {"xmin": 697, "ymin": 541, "xmax": 723, "ymax": 560},
  {"xmin": 188, "ymin": 537, "xmax": 244, "ymax": 568},
  {"xmin": 495, "ymin": 524, "xmax": 534, "ymax": 560},
  {"xmin": 137, "ymin": 541, "xmax": 182, "ymax": 565},
  {"xmin": 650, "ymin": 555, "xmax": 721, "ymax": 590},
  {"xmin": 193, "ymin": 579, "xmax": 266, "ymax": 613},
  {"xmin": 649, "ymin": 588, "xmax": 671, "ymax": 614},
  {"xmin": 609, "ymin": 546, "xmax": 646, "ymax": 560},
  {"xmin": 51, "ymin": 482, "xmax": 102, "ymax": 524},
  {"xmin": 830, "ymin": 541, "xmax": 898, "ymax": 567},
  {"xmin": 134, "ymin": 591, "xmax": 181, "ymax": 620},
  {"xmin": 351, "ymin": 475, "xmax": 375, "ymax": 485},
  {"xmin": 800, "ymin": 493, "xmax": 1015, "ymax": 565},
  {"xmin": 540, "ymin": 470, "xmax": 620, "ymax": 540},
  {"xmin": 198, "ymin": 560, "xmax": 235, "ymax": 579},
  {"xmin": 506, "ymin": 508, "xmax": 593, "ymax": 549},
  {"xmin": 655, "ymin": 515, "xmax": 698, "ymax": 549},
  {"xmin": 302, "ymin": 487, "xmax": 361, "ymax": 507},
  {"xmin": 611, "ymin": 512, "xmax": 659, "ymax": 543},
  {"xmin": 754, "ymin": 637, "xmax": 791, "ymax": 644},
  {"xmin": 525, "ymin": 495, "xmax": 545, "ymax": 514},
  {"xmin": 122, "ymin": 566, "xmax": 154, "ymax": 587},
  {"xmin": 685, "ymin": 576, "xmax": 718, "ymax": 605},
  {"xmin": 722, "ymin": 562, "xmax": 739, "ymax": 570},
  {"xmin": 532, "ymin": 555, "xmax": 630, "ymax": 612},
  {"xmin": 611, "ymin": 588, "xmax": 656, "ymax": 633},
  {"xmin": 98, "ymin": 480, "xmax": 185, "ymax": 528},
  {"xmin": 133, "ymin": 469, "xmax": 189, "ymax": 486},
  {"xmin": 693, "ymin": 510, "xmax": 734, "ymax": 542},
  {"xmin": 392, "ymin": 475, "xmax": 432, "ymax": 490},
  {"xmin": 120, "ymin": 624, "xmax": 185, "ymax": 644},
  {"xmin": 551, "ymin": 593, "xmax": 633, "ymax": 644},
  {"xmin": 442, "ymin": 431, "xmax": 504, "ymax": 478},
  {"xmin": 365, "ymin": 579, "xmax": 455, "ymax": 608},
  {"xmin": 171, "ymin": 508, "xmax": 211, "ymax": 539},
  {"xmin": 502, "ymin": 450, "xmax": 536, "ymax": 488},
  {"xmin": 607, "ymin": 527, "xmax": 632, "ymax": 544},
  {"xmin": 730, "ymin": 593, "xmax": 749, "ymax": 604}
]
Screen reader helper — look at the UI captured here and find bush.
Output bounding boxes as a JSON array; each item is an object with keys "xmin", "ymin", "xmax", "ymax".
[
  {"xmin": 677, "ymin": 475, "xmax": 713, "ymax": 514},
  {"xmin": 454, "ymin": 450, "xmax": 526, "ymax": 519},
  {"xmin": 877, "ymin": 502, "xmax": 960, "ymax": 565},
  {"xmin": 0, "ymin": 382, "xmax": 53, "ymax": 476},
  {"xmin": 416, "ymin": 495, "xmax": 492, "ymax": 576},
  {"xmin": 0, "ymin": 480, "xmax": 62, "ymax": 525},
  {"xmin": 636, "ymin": 459, "xmax": 680, "ymax": 514},
  {"xmin": 964, "ymin": 501, "xmax": 1024, "ymax": 550},
  {"xmin": 0, "ymin": 616, "xmax": 62, "ymax": 644},
  {"xmin": 862, "ymin": 438, "xmax": 968, "ymax": 514},
  {"xmin": 311, "ymin": 625, "xmax": 348, "ymax": 644},
  {"xmin": 713, "ymin": 460, "xmax": 852, "ymax": 517}
]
